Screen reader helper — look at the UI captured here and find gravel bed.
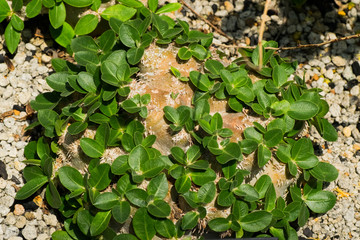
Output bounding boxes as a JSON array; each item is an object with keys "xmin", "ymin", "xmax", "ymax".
[{"xmin": 1, "ymin": 0, "xmax": 360, "ymax": 239}]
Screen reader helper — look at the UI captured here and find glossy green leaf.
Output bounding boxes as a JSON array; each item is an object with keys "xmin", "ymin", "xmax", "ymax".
[
  {"xmin": 189, "ymin": 71, "xmax": 213, "ymax": 92},
  {"xmin": 155, "ymin": 219, "xmax": 176, "ymax": 238},
  {"xmin": 257, "ymin": 144, "xmax": 271, "ymax": 168},
  {"xmin": 181, "ymin": 211, "xmax": 199, "ymax": 230},
  {"xmin": 178, "ymin": 47, "xmax": 192, "ymax": 60},
  {"xmin": 119, "ymin": 23, "xmax": 140, "ymax": 48},
  {"xmin": 304, "ymin": 190, "xmax": 336, "ymax": 213},
  {"xmin": 50, "ymin": 22, "xmax": 75, "ymax": 48},
  {"xmin": 77, "ymin": 209, "xmax": 93, "ymax": 235},
  {"xmin": 217, "ymin": 190, "xmax": 235, "ymax": 207},
  {"xmin": 5, "ymin": 24, "xmax": 21, "ymax": 54},
  {"xmin": 58, "ymin": 166, "xmax": 84, "ymax": 191},
  {"xmin": 80, "ymin": 138, "xmax": 104, "ymax": 158},
  {"xmin": 208, "ymin": 218, "xmax": 231, "ymax": 232},
  {"xmin": 147, "ymin": 173, "xmax": 168, "ymax": 199},
  {"xmin": 156, "ymin": 3, "xmax": 181, "ymax": 14},
  {"xmin": 216, "ymin": 142, "xmax": 242, "ymax": 164},
  {"xmin": 88, "ymin": 164, "xmax": 112, "ymax": 191},
  {"xmin": 240, "ymin": 211, "xmax": 272, "ymax": 232},
  {"xmin": 15, "ymin": 176, "xmax": 48, "ymax": 200},
  {"xmin": 133, "ymin": 207, "xmax": 156, "ymax": 240},
  {"xmin": 148, "ymin": 199, "xmax": 171, "ymax": 218},
  {"xmin": 101, "ymin": 4, "xmax": 137, "ymax": 21},
  {"xmin": 272, "ymin": 65, "xmax": 288, "ymax": 87},
  {"xmin": 26, "ymin": 0, "xmax": 42, "ymax": 18},
  {"xmin": 94, "ymin": 192, "xmax": 119, "ymax": 210},
  {"xmin": 112, "ymin": 201, "xmax": 131, "ymax": 223},
  {"xmin": 233, "ymin": 184, "xmax": 259, "ymax": 202},
  {"xmin": 51, "ymin": 231, "xmax": 72, "ymax": 240},
  {"xmin": 309, "ymin": 162, "xmax": 338, "ymax": 182},
  {"xmin": 74, "ymin": 14, "xmax": 99, "ymax": 35},
  {"xmin": 98, "ymin": 30, "xmax": 116, "ymax": 52},
  {"xmin": 126, "ymin": 188, "xmax": 148, "ymax": 207},
  {"xmin": 45, "ymin": 181, "xmax": 62, "ymax": 209},
  {"xmin": 197, "ymin": 182, "xmax": 216, "ymax": 203},
  {"xmin": 10, "ymin": 15, "xmax": 24, "ymax": 31},
  {"xmin": 264, "ymin": 129, "xmax": 283, "ymax": 148},
  {"xmin": 175, "ymin": 175, "xmax": 191, "ymax": 193},
  {"xmin": 288, "ymin": 100, "xmax": 319, "ymax": 120},
  {"xmin": 49, "ymin": 2, "xmax": 66, "ymax": 29},
  {"xmin": 255, "ymin": 175, "xmax": 272, "ymax": 199},
  {"xmin": 90, "ymin": 210, "xmax": 112, "ymax": 236},
  {"xmin": 127, "ymin": 47, "xmax": 145, "ymax": 65},
  {"xmin": 190, "ymin": 168, "xmax": 216, "ymax": 186}
]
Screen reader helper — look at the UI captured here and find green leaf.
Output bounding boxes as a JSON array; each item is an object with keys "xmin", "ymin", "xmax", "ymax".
[
  {"xmin": 190, "ymin": 168, "xmax": 216, "ymax": 186},
  {"xmin": 50, "ymin": 22, "xmax": 75, "ymax": 48},
  {"xmin": 45, "ymin": 181, "xmax": 62, "ymax": 209},
  {"xmin": 94, "ymin": 192, "xmax": 119, "ymax": 210},
  {"xmin": 0, "ymin": 0, "xmax": 10, "ymax": 23},
  {"xmin": 127, "ymin": 47, "xmax": 145, "ymax": 65},
  {"xmin": 232, "ymin": 200, "xmax": 249, "ymax": 220},
  {"xmin": 75, "ymin": 51, "xmax": 99, "ymax": 66},
  {"xmin": 190, "ymin": 44, "xmax": 208, "ymax": 60},
  {"xmin": 128, "ymin": 145, "xmax": 148, "ymax": 172},
  {"xmin": 155, "ymin": 219, "xmax": 176, "ymax": 238},
  {"xmin": 147, "ymin": 173, "xmax": 168, "ymax": 199},
  {"xmin": 112, "ymin": 201, "xmax": 131, "ymax": 223},
  {"xmin": 217, "ymin": 190, "xmax": 235, "ymax": 207},
  {"xmin": 216, "ymin": 142, "xmax": 242, "ymax": 164},
  {"xmin": 233, "ymin": 184, "xmax": 259, "ymax": 202},
  {"xmin": 264, "ymin": 129, "xmax": 283, "ymax": 148},
  {"xmin": 77, "ymin": 209, "xmax": 93, "ymax": 235},
  {"xmin": 178, "ymin": 47, "xmax": 192, "ymax": 60},
  {"xmin": 255, "ymin": 175, "xmax": 272, "ymax": 199},
  {"xmin": 51, "ymin": 231, "xmax": 72, "ymax": 240},
  {"xmin": 321, "ymin": 118, "xmax": 338, "ymax": 141},
  {"xmin": 118, "ymin": 0, "xmax": 144, "ymax": 8},
  {"xmin": 288, "ymin": 100, "xmax": 319, "ymax": 120},
  {"xmin": 189, "ymin": 71, "xmax": 213, "ymax": 92},
  {"xmin": 74, "ymin": 14, "xmax": 99, "ymax": 35},
  {"xmin": 90, "ymin": 210, "xmax": 112, "ymax": 236},
  {"xmin": 205, "ymin": 59, "xmax": 224, "ymax": 75},
  {"xmin": 208, "ymin": 218, "xmax": 231, "ymax": 232},
  {"xmin": 309, "ymin": 162, "xmax": 338, "ymax": 182},
  {"xmin": 64, "ymin": 0, "xmax": 93, "ymax": 7},
  {"xmin": 10, "ymin": 15, "xmax": 24, "ymax": 31},
  {"xmin": 181, "ymin": 212, "xmax": 199, "ymax": 230},
  {"xmin": 304, "ymin": 190, "xmax": 336, "ymax": 213},
  {"xmin": 148, "ymin": 199, "xmax": 171, "ymax": 218},
  {"xmin": 111, "ymin": 155, "xmax": 130, "ymax": 175},
  {"xmin": 240, "ymin": 211, "xmax": 272, "ymax": 232},
  {"xmin": 23, "ymin": 166, "xmax": 44, "ymax": 182},
  {"xmin": 119, "ymin": 23, "xmax": 140, "ymax": 48},
  {"xmin": 26, "ymin": 0, "xmax": 42, "ymax": 18},
  {"xmin": 295, "ymin": 154, "xmax": 319, "ymax": 169},
  {"xmin": 148, "ymin": 0, "xmax": 158, "ymax": 12},
  {"xmin": 156, "ymin": 3, "xmax": 181, "ymax": 14},
  {"xmin": 126, "ymin": 188, "xmax": 148, "ymax": 207},
  {"xmin": 98, "ymin": 30, "xmax": 116, "ymax": 52},
  {"xmin": 88, "ymin": 164, "xmax": 112, "ymax": 191},
  {"xmin": 133, "ymin": 207, "xmax": 156, "ymax": 240},
  {"xmin": 197, "ymin": 182, "xmax": 216, "ymax": 203},
  {"xmin": 272, "ymin": 65, "xmax": 288, "ymax": 87},
  {"xmin": 175, "ymin": 175, "xmax": 191, "ymax": 193},
  {"xmin": 58, "ymin": 166, "xmax": 84, "ymax": 191},
  {"xmin": 49, "ymin": 2, "xmax": 66, "ymax": 29},
  {"xmin": 5, "ymin": 24, "xmax": 21, "ymax": 54},
  {"xmin": 42, "ymin": 0, "xmax": 55, "ymax": 8},
  {"xmin": 257, "ymin": 144, "xmax": 271, "ymax": 168},
  {"xmin": 298, "ymin": 202, "xmax": 310, "ymax": 227},
  {"xmin": 244, "ymin": 127, "xmax": 263, "ymax": 143},
  {"xmin": 80, "ymin": 138, "xmax": 105, "ymax": 158},
  {"xmin": 71, "ymin": 36, "xmax": 99, "ymax": 53},
  {"xmin": 15, "ymin": 176, "xmax": 48, "ymax": 200},
  {"xmin": 38, "ymin": 109, "xmax": 58, "ymax": 127}
]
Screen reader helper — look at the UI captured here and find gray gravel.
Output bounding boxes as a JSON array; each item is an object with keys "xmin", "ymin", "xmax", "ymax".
[{"xmin": 1, "ymin": 0, "xmax": 360, "ymax": 239}]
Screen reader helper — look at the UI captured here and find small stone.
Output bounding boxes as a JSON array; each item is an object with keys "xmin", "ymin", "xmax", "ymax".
[
  {"xmin": 224, "ymin": 1, "xmax": 234, "ymax": 12},
  {"xmin": 0, "ymin": 160, "xmax": 7, "ymax": 180},
  {"xmin": 0, "ymin": 178, "xmax": 6, "ymax": 189},
  {"xmin": 353, "ymin": 143, "xmax": 360, "ymax": 151},
  {"xmin": 22, "ymin": 224, "xmax": 38, "ymax": 240},
  {"xmin": 37, "ymin": 234, "xmax": 50, "ymax": 240},
  {"xmin": 342, "ymin": 66, "xmax": 354, "ymax": 80},
  {"xmin": 0, "ymin": 75, "xmax": 9, "ymax": 87},
  {"xmin": 32, "ymin": 38, "xmax": 44, "ymax": 47},
  {"xmin": 343, "ymin": 127, "xmax": 352, "ymax": 137},
  {"xmin": 25, "ymin": 43, "xmax": 37, "ymax": 51},
  {"xmin": 43, "ymin": 214, "xmax": 58, "ymax": 227},
  {"xmin": 3, "ymin": 86, "xmax": 14, "ymax": 99},
  {"xmin": 329, "ymin": 103, "xmax": 341, "ymax": 117},
  {"xmin": 4, "ymin": 117, "xmax": 15, "ymax": 128},
  {"xmin": 16, "ymin": 216, "xmax": 27, "ymax": 229},
  {"xmin": 4, "ymin": 226, "xmax": 20, "ymax": 239},
  {"xmin": 14, "ymin": 204, "xmax": 25, "ymax": 216},
  {"xmin": 14, "ymin": 52, "xmax": 26, "ymax": 66},
  {"xmin": 325, "ymin": 69, "xmax": 334, "ymax": 79},
  {"xmin": 332, "ymin": 56, "xmax": 347, "ymax": 67},
  {"xmin": 5, "ymin": 212, "xmax": 16, "ymax": 225},
  {"xmin": 9, "ymin": 237, "xmax": 23, "ymax": 240},
  {"xmin": 352, "ymin": 61, "xmax": 360, "ymax": 76},
  {"xmin": 24, "ymin": 212, "xmax": 35, "ymax": 220},
  {"xmin": 215, "ymin": 9, "xmax": 228, "ymax": 17},
  {"xmin": 0, "ymin": 195, "xmax": 15, "ymax": 207},
  {"xmin": 351, "ymin": 85, "xmax": 360, "ymax": 95}
]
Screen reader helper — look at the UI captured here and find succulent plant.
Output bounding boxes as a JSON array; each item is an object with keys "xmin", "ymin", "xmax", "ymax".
[{"xmin": 15, "ymin": 1, "xmax": 339, "ymax": 239}]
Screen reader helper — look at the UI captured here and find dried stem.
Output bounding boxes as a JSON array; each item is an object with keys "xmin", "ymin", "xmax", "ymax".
[
  {"xmin": 258, "ymin": 0, "xmax": 271, "ymax": 70},
  {"xmin": 214, "ymin": 33, "xmax": 360, "ymax": 51},
  {"xmin": 179, "ymin": 0, "xmax": 234, "ymax": 42}
]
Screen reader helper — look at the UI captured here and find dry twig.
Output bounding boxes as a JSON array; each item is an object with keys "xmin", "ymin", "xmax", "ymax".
[
  {"xmin": 214, "ymin": 33, "xmax": 360, "ymax": 51},
  {"xmin": 258, "ymin": 0, "xmax": 272, "ymax": 70},
  {"xmin": 179, "ymin": 0, "xmax": 234, "ymax": 43}
]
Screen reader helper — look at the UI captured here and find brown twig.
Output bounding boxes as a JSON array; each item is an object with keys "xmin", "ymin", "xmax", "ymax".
[
  {"xmin": 214, "ymin": 33, "xmax": 360, "ymax": 51},
  {"xmin": 258, "ymin": 0, "xmax": 271, "ymax": 70},
  {"xmin": 179, "ymin": 0, "xmax": 234, "ymax": 43}
]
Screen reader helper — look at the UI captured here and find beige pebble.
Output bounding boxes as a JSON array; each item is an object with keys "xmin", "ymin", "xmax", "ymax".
[
  {"xmin": 14, "ymin": 204, "xmax": 25, "ymax": 215},
  {"xmin": 41, "ymin": 54, "xmax": 52, "ymax": 64},
  {"xmin": 354, "ymin": 143, "xmax": 360, "ymax": 151},
  {"xmin": 343, "ymin": 126, "xmax": 352, "ymax": 137},
  {"xmin": 16, "ymin": 216, "xmax": 27, "ymax": 229},
  {"xmin": 24, "ymin": 211, "xmax": 35, "ymax": 220},
  {"xmin": 224, "ymin": 1, "xmax": 234, "ymax": 12}
]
